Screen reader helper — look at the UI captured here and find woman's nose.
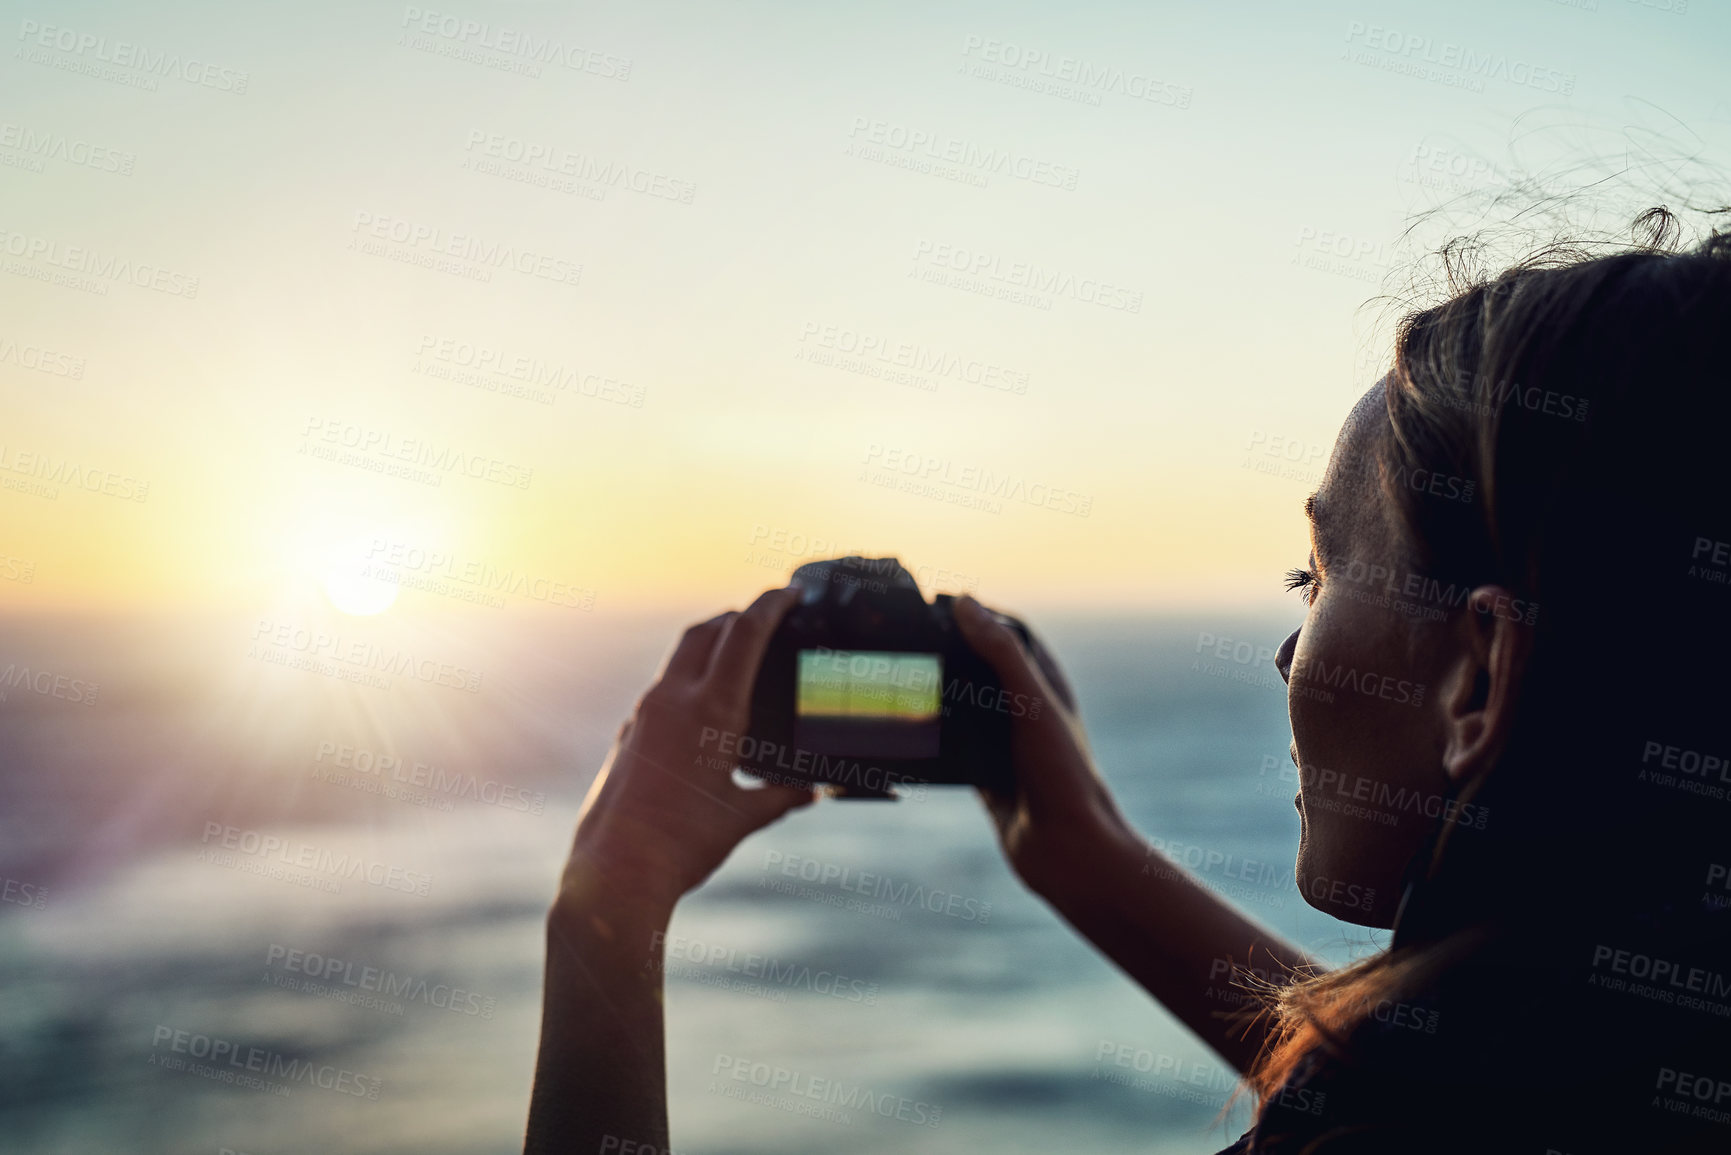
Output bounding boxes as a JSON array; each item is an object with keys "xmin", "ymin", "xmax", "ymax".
[{"xmin": 1275, "ymin": 627, "xmax": 1300, "ymax": 684}]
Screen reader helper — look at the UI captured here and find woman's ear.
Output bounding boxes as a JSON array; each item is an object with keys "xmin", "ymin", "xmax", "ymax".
[{"xmin": 1439, "ymin": 586, "xmax": 1533, "ymax": 785}]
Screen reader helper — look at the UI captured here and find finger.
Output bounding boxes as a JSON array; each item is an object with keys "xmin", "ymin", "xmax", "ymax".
[
  {"xmin": 597, "ymin": 736, "xmax": 756, "ymax": 823},
  {"xmin": 955, "ymin": 595, "xmax": 1058, "ymax": 709},
  {"xmin": 705, "ymin": 586, "xmax": 802, "ymax": 689},
  {"xmin": 973, "ymin": 783, "xmax": 1015, "ymax": 830},
  {"xmin": 1026, "ymin": 631, "xmax": 1078, "ymax": 714},
  {"xmin": 733, "ymin": 779, "xmax": 820, "ymax": 828},
  {"xmin": 660, "ymin": 611, "xmax": 734, "ymax": 682}
]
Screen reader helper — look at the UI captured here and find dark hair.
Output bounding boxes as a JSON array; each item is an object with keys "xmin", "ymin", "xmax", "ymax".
[{"xmin": 1243, "ymin": 211, "xmax": 1731, "ymax": 1153}]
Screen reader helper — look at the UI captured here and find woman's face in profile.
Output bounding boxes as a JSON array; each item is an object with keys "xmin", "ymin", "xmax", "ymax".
[{"xmin": 1274, "ymin": 382, "xmax": 1465, "ymax": 929}]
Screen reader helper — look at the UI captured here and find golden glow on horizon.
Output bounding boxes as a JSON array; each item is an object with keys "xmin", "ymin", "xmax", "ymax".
[{"xmin": 10, "ymin": 4, "xmax": 1699, "ymax": 618}]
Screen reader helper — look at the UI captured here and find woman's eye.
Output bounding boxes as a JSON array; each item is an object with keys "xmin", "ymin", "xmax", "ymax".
[{"xmin": 1283, "ymin": 566, "xmax": 1320, "ymax": 606}]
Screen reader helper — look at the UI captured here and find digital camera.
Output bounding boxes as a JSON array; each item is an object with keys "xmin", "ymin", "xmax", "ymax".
[{"xmin": 738, "ymin": 557, "xmax": 1034, "ymax": 798}]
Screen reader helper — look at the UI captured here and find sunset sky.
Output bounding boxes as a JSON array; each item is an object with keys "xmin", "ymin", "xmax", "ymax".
[{"xmin": 4, "ymin": 0, "xmax": 1727, "ymax": 618}]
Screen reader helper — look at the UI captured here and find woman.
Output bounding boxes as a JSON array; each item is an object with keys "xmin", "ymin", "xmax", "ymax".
[{"xmin": 524, "ymin": 214, "xmax": 1731, "ymax": 1153}]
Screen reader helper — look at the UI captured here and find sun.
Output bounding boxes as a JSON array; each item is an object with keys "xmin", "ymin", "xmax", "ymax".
[
  {"xmin": 303, "ymin": 531, "xmax": 402, "ymax": 616},
  {"xmin": 321, "ymin": 560, "xmax": 400, "ymax": 616},
  {"xmin": 268, "ymin": 497, "xmax": 434, "ymax": 617}
]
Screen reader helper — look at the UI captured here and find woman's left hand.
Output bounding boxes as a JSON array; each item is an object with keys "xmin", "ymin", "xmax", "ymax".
[{"xmin": 555, "ymin": 585, "xmax": 818, "ymax": 918}]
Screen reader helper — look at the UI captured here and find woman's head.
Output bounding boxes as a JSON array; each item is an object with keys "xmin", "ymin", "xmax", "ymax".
[
  {"xmin": 1242, "ymin": 214, "xmax": 1731, "ymax": 1149},
  {"xmin": 1272, "ymin": 380, "xmax": 1519, "ymax": 929},
  {"xmin": 1274, "ymin": 214, "xmax": 1731, "ymax": 934}
]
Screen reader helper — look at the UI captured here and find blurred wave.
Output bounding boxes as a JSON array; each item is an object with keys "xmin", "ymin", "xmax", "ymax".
[{"xmin": 0, "ymin": 610, "xmax": 1365, "ymax": 1155}]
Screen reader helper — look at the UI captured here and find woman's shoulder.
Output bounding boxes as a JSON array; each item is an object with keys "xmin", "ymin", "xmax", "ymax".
[
  {"xmin": 1219, "ymin": 911, "xmax": 1731, "ymax": 1153},
  {"xmin": 1226, "ymin": 970, "xmax": 1727, "ymax": 1155}
]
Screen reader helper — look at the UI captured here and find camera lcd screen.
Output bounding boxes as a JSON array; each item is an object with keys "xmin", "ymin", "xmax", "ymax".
[{"xmin": 794, "ymin": 648, "xmax": 942, "ymax": 758}]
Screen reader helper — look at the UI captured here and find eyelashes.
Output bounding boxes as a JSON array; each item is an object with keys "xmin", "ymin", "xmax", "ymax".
[{"xmin": 1284, "ymin": 566, "xmax": 1320, "ymax": 606}]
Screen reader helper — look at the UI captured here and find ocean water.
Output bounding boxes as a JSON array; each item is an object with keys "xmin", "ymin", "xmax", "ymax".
[{"xmin": 0, "ymin": 610, "xmax": 1382, "ymax": 1154}]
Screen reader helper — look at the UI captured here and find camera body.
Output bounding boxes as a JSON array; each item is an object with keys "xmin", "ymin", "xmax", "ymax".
[{"xmin": 740, "ymin": 557, "xmax": 1032, "ymax": 798}]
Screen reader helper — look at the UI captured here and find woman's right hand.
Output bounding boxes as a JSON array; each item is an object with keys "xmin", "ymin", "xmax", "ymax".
[{"xmin": 953, "ymin": 595, "xmax": 1130, "ymax": 900}]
